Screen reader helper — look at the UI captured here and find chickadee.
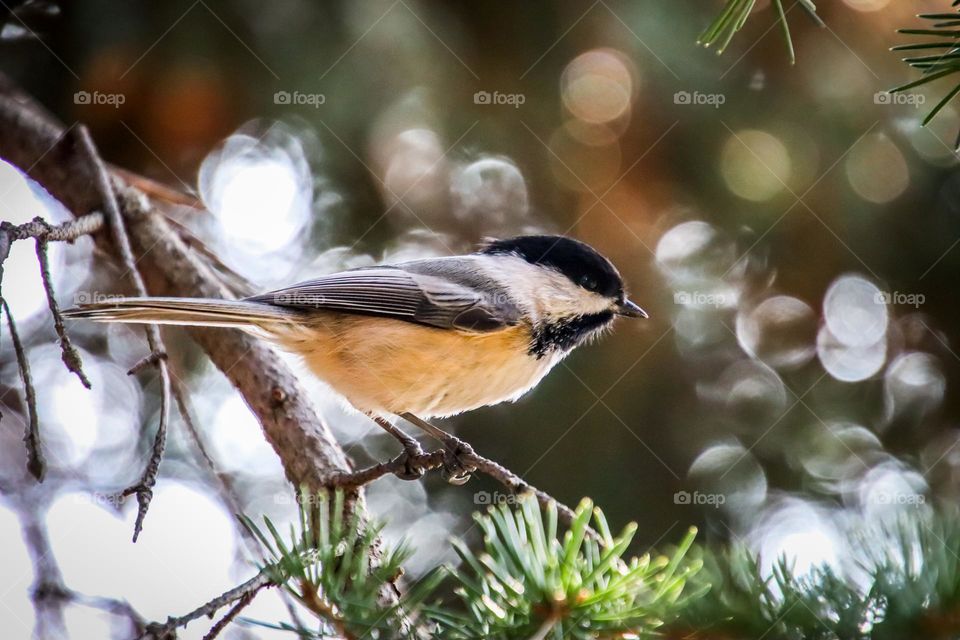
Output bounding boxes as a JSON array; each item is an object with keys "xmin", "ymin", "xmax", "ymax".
[{"xmin": 65, "ymin": 235, "xmax": 646, "ymax": 482}]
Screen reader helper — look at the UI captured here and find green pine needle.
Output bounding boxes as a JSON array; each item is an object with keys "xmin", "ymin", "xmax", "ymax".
[
  {"xmin": 240, "ymin": 488, "xmax": 431, "ymax": 639},
  {"xmin": 432, "ymin": 496, "xmax": 700, "ymax": 639},
  {"xmin": 698, "ymin": 0, "xmax": 822, "ymax": 64},
  {"xmin": 666, "ymin": 506, "xmax": 960, "ymax": 640},
  {"xmin": 892, "ymin": 7, "xmax": 960, "ymax": 149}
]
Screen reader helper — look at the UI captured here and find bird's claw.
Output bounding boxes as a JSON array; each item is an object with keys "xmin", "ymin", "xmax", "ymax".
[
  {"xmin": 440, "ymin": 439, "xmax": 476, "ymax": 485},
  {"xmin": 392, "ymin": 448, "xmax": 426, "ymax": 481}
]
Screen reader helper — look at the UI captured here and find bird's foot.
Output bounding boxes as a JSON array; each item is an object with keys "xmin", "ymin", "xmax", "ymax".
[
  {"xmin": 440, "ymin": 438, "xmax": 476, "ymax": 485},
  {"xmin": 392, "ymin": 445, "xmax": 427, "ymax": 481}
]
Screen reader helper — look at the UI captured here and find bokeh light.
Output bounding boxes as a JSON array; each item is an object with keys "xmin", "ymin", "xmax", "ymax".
[
  {"xmin": 656, "ymin": 220, "xmax": 737, "ymax": 284},
  {"xmin": 689, "ymin": 442, "xmax": 767, "ymax": 518},
  {"xmin": 698, "ymin": 359, "xmax": 787, "ymax": 424},
  {"xmin": 817, "ymin": 323, "xmax": 887, "ymax": 382},
  {"xmin": 823, "ymin": 274, "xmax": 888, "ymax": 348},
  {"xmin": 845, "ymin": 133, "xmax": 909, "ymax": 204},
  {"xmin": 883, "ymin": 352, "xmax": 946, "ymax": 425},
  {"xmin": 721, "ymin": 130, "xmax": 792, "ymax": 201},
  {"xmin": 561, "ymin": 48, "xmax": 635, "ymax": 125},
  {"xmin": 198, "ymin": 123, "xmax": 313, "ymax": 280},
  {"xmin": 842, "ymin": 0, "xmax": 892, "ymax": 12},
  {"xmin": 450, "ymin": 156, "xmax": 528, "ymax": 233},
  {"xmin": 751, "ymin": 499, "xmax": 842, "ymax": 580},
  {"xmin": 736, "ymin": 295, "xmax": 817, "ymax": 370},
  {"xmin": 0, "ymin": 161, "xmax": 77, "ymax": 322},
  {"xmin": 797, "ymin": 422, "xmax": 882, "ymax": 495},
  {"xmin": 47, "ymin": 484, "xmax": 237, "ymax": 631}
]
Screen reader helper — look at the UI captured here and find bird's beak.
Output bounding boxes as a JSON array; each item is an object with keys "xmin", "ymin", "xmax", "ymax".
[{"xmin": 616, "ymin": 298, "xmax": 648, "ymax": 319}]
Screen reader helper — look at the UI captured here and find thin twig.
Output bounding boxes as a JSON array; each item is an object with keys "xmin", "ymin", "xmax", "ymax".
[
  {"xmin": 330, "ymin": 447, "xmax": 588, "ymax": 536},
  {"xmin": 18, "ymin": 499, "xmax": 70, "ymax": 639},
  {"xmin": 74, "ymin": 125, "xmax": 172, "ymax": 543},
  {"xmin": 167, "ymin": 367, "xmax": 255, "ymax": 548},
  {"xmin": 71, "ymin": 592, "xmax": 145, "ymax": 635},
  {"xmin": 329, "ymin": 450, "xmax": 446, "ymax": 487},
  {"xmin": 201, "ymin": 589, "xmax": 257, "ymax": 640},
  {"xmin": 3, "ymin": 299, "xmax": 44, "ymax": 481},
  {"xmin": 0, "ymin": 211, "xmax": 105, "ymax": 243},
  {"xmin": 166, "ymin": 360, "xmax": 313, "ymax": 629},
  {"xmin": 466, "ymin": 452, "xmax": 582, "ymax": 528},
  {"xmin": 0, "ymin": 213, "xmax": 102, "ymax": 475},
  {"xmin": 299, "ymin": 579, "xmax": 353, "ymax": 640},
  {"xmin": 127, "ymin": 349, "xmax": 167, "ymax": 375},
  {"xmin": 139, "ymin": 571, "xmax": 274, "ymax": 639},
  {"xmin": 118, "ymin": 366, "xmax": 170, "ymax": 543},
  {"xmin": 34, "ymin": 225, "xmax": 91, "ymax": 388}
]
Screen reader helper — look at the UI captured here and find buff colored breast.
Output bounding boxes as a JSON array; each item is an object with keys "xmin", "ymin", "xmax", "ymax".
[{"xmin": 268, "ymin": 312, "xmax": 561, "ymax": 418}]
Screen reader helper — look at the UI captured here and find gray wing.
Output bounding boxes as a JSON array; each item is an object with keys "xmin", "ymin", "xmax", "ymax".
[{"xmin": 245, "ymin": 258, "xmax": 521, "ymax": 332}]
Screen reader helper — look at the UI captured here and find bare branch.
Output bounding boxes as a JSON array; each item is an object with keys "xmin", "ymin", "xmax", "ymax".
[
  {"xmin": 2, "ymin": 299, "xmax": 44, "ymax": 481},
  {"xmin": 0, "ymin": 211, "xmax": 105, "ymax": 243},
  {"xmin": 332, "ymin": 447, "xmax": 586, "ymax": 533},
  {"xmin": 21, "ymin": 507, "xmax": 68, "ymax": 638},
  {"xmin": 118, "ymin": 363, "xmax": 170, "ymax": 543},
  {"xmin": 0, "ymin": 213, "xmax": 103, "ymax": 477},
  {"xmin": 201, "ymin": 589, "xmax": 257, "ymax": 640},
  {"xmin": 72, "ymin": 125, "xmax": 173, "ymax": 542},
  {"xmin": 139, "ymin": 571, "xmax": 274, "ymax": 640},
  {"xmin": 468, "ymin": 453, "xmax": 583, "ymax": 530},
  {"xmin": 34, "ymin": 227, "xmax": 92, "ymax": 388},
  {"xmin": 127, "ymin": 349, "xmax": 167, "ymax": 375},
  {"xmin": 332, "ymin": 450, "xmax": 447, "ymax": 487}
]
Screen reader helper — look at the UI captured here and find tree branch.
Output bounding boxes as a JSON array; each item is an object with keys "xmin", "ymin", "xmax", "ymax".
[
  {"xmin": 35, "ymin": 227, "xmax": 92, "ymax": 389},
  {"xmin": 0, "ymin": 212, "xmax": 104, "ymax": 481},
  {"xmin": 66, "ymin": 124, "xmax": 171, "ymax": 542},
  {"xmin": 332, "ymin": 448, "xmax": 585, "ymax": 531},
  {"xmin": 0, "ymin": 74, "xmax": 355, "ymax": 514},
  {"xmin": 2, "ymin": 299, "xmax": 44, "ymax": 481},
  {"xmin": 139, "ymin": 571, "xmax": 274, "ymax": 640},
  {"xmin": 0, "ymin": 211, "xmax": 105, "ymax": 243}
]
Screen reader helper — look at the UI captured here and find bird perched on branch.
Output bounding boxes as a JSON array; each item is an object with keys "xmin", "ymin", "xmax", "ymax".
[{"xmin": 65, "ymin": 235, "xmax": 646, "ymax": 483}]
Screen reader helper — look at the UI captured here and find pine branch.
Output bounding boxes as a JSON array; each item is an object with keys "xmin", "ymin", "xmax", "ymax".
[
  {"xmin": 698, "ymin": 0, "xmax": 822, "ymax": 64},
  {"xmin": 891, "ymin": 4, "xmax": 960, "ymax": 149},
  {"xmin": 238, "ymin": 489, "xmax": 443, "ymax": 640},
  {"xmin": 233, "ymin": 493, "xmax": 701, "ymax": 640},
  {"xmin": 433, "ymin": 497, "xmax": 700, "ymax": 640},
  {"xmin": 666, "ymin": 505, "xmax": 960, "ymax": 640}
]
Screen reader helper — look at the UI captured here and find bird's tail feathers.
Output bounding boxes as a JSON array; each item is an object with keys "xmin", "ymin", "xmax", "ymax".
[{"xmin": 62, "ymin": 297, "xmax": 299, "ymax": 328}]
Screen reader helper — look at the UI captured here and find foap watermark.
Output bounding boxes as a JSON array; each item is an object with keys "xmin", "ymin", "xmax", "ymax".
[
  {"xmin": 874, "ymin": 91, "xmax": 925, "ymax": 108},
  {"xmin": 674, "ymin": 290, "xmax": 729, "ymax": 308},
  {"xmin": 874, "ymin": 291, "xmax": 925, "ymax": 308},
  {"xmin": 272, "ymin": 292, "xmax": 327, "ymax": 306},
  {"xmin": 474, "ymin": 490, "xmax": 518, "ymax": 506},
  {"xmin": 274, "ymin": 90, "xmax": 326, "ymax": 108},
  {"xmin": 871, "ymin": 491, "xmax": 926, "ymax": 506},
  {"xmin": 74, "ymin": 90, "xmax": 125, "ymax": 108},
  {"xmin": 73, "ymin": 492, "xmax": 126, "ymax": 508},
  {"xmin": 674, "ymin": 90, "xmax": 725, "ymax": 108},
  {"xmin": 273, "ymin": 492, "xmax": 329, "ymax": 506},
  {"xmin": 674, "ymin": 490, "xmax": 725, "ymax": 508},
  {"xmin": 73, "ymin": 290, "xmax": 125, "ymax": 305},
  {"xmin": 474, "ymin": 90, "xmax": 525, "ymax": 108}
]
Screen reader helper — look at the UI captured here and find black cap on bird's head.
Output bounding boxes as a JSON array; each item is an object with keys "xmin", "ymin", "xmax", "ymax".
[{"xmin": 479, "ymin": 235, "xmax": 647, "ymax": 318}]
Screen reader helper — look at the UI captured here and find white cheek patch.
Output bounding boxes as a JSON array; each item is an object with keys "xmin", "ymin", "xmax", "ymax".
[{"xmin": 479, "ymin": 255, "xmax": 612, "ymax": 321}]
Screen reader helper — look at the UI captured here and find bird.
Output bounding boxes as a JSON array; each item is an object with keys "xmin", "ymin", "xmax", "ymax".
[{"xmin": 64, "ymin": 234, "xmax": 647, "ymax": 483}]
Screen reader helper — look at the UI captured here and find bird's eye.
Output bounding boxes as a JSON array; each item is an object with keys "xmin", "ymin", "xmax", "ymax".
[{"xmin": 579, "ymin": 274, "xmax": 598, "ymax": 291}]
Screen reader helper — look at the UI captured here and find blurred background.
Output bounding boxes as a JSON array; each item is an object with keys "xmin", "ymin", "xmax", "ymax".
[{"xmin": 2, "ymin": 0, "xmax": 959, "ymax": 637}]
